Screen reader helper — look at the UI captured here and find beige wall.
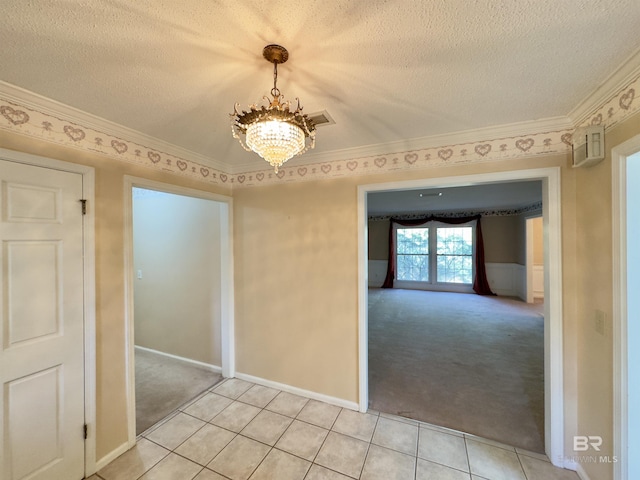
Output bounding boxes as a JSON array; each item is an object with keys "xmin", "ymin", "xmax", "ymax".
[
  {"xmin": 367, "ymin": 214, "xmax": 523, "ymax": 264},
  {"xmin": 133, "ymin": 190, "xmax": 222, "ymax": 366},
  {"xmin": 0, "ymin": 130, "xmax": 230, "ymax": 462},
  {"xmin": 573, "ymin": 114, "xmax": 640, "ymax": 480},
  {"xmin": 532, "ymin": 216, "xmax": 544, "ymax": 265},
  {"xmin": 482, "ymin": 215, "xmax": 521, "ymax": 264},
  {"xmin": 233, "ymin": 155, "xmax": 577, "ymax": 406},
  {"xmin": 234, "ymin": 179, "xmax": 360, "ymax": 400},
  {"xmin": 513, "ymin": 214, "xmax": 544, "ymax": 265},
  {"xmin": 514, "ymin": 213, "xmax": 525, "ymax": 265},
  {"xmin": 4, "ymin": 109, "xmax": 639, "ymax": 480},
  {"xmin": 368, "ymin": 219, "xmax": 389, "ymax": 260}
]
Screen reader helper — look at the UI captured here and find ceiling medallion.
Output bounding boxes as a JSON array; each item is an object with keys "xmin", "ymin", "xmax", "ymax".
[{"xmin": 231, "ymin": 45, "xmax": 316, "ymax": 173}]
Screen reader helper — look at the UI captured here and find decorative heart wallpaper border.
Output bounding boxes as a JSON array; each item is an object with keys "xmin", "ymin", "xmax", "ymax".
[
  {"xmin": 1, "ymin": 71, "xmax": 638, "ymax": 189},
  {"xmin": 582, "ymin": 85, "xmax": 637, "ymax": 130},
  {"xmin": 0, "ymin": 101, "xmax": 229, "ymax": 186},
  {"xmin": 231, "ymin": 130, "xmax": 572, "ymax": 188}
]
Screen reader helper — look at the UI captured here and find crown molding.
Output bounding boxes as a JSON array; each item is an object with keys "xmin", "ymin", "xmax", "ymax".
[
  {"xmin": 4, "ymin": 58, "xmax": 640, "ymax": 189},
  {"xmin": 230, "ymin": 116, "xmax": 574, "ymax": 173},
  {"xmin": 0, "ymin": 81, "xmax": 231, "ymax": 174},
  {"xmin": 568, "ymin": 45, "xmax": 640, "ymax": 127}
]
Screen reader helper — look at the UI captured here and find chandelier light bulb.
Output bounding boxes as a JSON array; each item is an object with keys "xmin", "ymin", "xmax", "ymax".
[{"xmin": 246, "ymin": 120, "xmax": 306, "ymax": 171}]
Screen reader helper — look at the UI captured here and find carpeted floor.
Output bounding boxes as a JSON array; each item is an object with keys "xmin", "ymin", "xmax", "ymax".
[
  {"xmin": 135, "ymin": 347, "xmax": 223, "ymax": 434},
  {"xmin": 368, "ymin": 288, "xmax": 545, "ymax": 453}
]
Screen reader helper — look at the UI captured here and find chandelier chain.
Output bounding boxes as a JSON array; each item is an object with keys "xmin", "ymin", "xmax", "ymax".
[{"xmin": 271, "ymin": 62, "xmax": 280, "ymax": 98}]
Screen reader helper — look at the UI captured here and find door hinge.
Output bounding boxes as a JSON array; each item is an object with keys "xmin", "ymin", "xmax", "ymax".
[
  {"xmin": 84, "ymin": 424, "xmax": 88, "ymax": 440},
  {"xmin": 79, "ymin": 199, "xmax": 87, "ymax": 215}
]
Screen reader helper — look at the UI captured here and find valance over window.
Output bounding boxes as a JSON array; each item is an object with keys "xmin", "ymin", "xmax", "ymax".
[{"xmin": 381, "ymin": 214, "xmax": 495, "ymax": 295}]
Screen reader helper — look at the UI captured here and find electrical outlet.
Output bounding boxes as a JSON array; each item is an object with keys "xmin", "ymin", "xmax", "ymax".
[{"xmin": 594, "ymin": 309, "xmax": 605, "ymax": 336}]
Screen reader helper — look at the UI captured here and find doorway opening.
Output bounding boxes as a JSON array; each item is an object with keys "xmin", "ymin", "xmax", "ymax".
[
  {"xmin": 132, "ymin": 187, "xmax": 224, "ymax": 434},
  {"xmin": 613, "ymin": 136, "xmax": 640, "ymax": 480},
  {"xmin": 358, "ymin": 167, "xmax": 565, "ymax": 466},
  {"xmin": 124, "ymin": 177, "xmax": 234, "ymax": 445},
  {"xmin": 366, "ymin": 180, "xmax": 544, "ymax": 452}
]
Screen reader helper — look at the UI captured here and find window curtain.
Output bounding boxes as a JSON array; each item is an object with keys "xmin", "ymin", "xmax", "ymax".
[{"xmin": 381, "ymin": 214, "xmax": 496, "ymax": 295}]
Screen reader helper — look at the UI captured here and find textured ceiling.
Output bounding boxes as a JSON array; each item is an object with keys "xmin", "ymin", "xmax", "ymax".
[{"xmin": 1, "ymin": 0, "xmax": 640, "ymax": 171}]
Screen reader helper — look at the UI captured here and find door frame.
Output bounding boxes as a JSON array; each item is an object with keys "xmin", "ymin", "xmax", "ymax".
[
  {"xmin": 123, "ymin": 176, "xmax": 234, "ymax": 447},
  {"xmin": 357, "ymin": 166, "xmax": 565, "ymax": 466},
  {"xmin": 0, "ymin": 147, "xmax": 96, "ymax": 476},
  {"xmin": 612, "ymin": 134, "xmax": 640, "ymax": 480}
]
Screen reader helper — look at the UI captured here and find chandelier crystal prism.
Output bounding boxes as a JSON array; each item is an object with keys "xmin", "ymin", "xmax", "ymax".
[{"xmin": 231, "ymin": 45, "xmax": 316, "ymax": 173}]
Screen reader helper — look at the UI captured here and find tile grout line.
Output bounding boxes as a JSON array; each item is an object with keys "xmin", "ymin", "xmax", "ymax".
[
  {"xmin": 250, "ymin": 398, "xmax": 332, "ymax": 478},
  {"xmin": 357, "ymin": 413, "xmax": 381, "ymax": 479},
  {"xmin": 134, "ymin": 435, "xmax": 174, "ymax": 479},
  {"xmin": 204, "ymin": 387, "xmax": 311, "ymax": 478},
  {"xmin": 149, "ymin": 416, "xmax": 232, "ymax": 475},
  {"xmin": 516, "ymin": 450, "xmax": 530, "ymax": 480},
  {"xmin": 199, "ymin": 392, "xmax": 338, "ymax": 472},
  {"xmin": 233, "ymin": 396, "xmax": 295, "ymax": 479},
  {"xmin": 415, "ymin": 423, "xmax": 420, "ymax": 479},
  {"xmin": 464, "ymin": 436, "xmax": 473, "ymax": 479},
  {"xmin": 415, "ymin": 425, "xmax": 473, "ymax": 476},
  {"xmin": 304, "ymin": 406, "xmax": 345, "ymax": 475}
]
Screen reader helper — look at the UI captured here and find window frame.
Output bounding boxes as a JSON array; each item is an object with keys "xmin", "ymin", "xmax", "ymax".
[{"xmin": 394, "ymin": 220, "xmax": 476, "ymax": 292}]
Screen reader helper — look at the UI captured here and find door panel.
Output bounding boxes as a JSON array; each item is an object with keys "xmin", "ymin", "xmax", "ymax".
[
  {"xmin": 0, "ymin": 160, "xmax": 85, "ymax": 480},
  {"xmin": 5, "ymin": 183, "xmax": 61, "ymax": 223},
  {"xmin": 6, "ymin": 241, "xmax": 61, "ymax": 346},
  {"xmin": 7, "ymin": 366, "xmax": 63, "ymax": 479}
]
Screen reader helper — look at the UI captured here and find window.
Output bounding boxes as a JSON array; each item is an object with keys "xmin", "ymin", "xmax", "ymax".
[
  {"xmin": 396, "ymin": 223, "xmax": 474, "ymax": 287},
  {"xmin": 436, "ymin": 226, "xmax": 473, "ymax": 284},
  {"xmin": 397, "ymin": 228, "xmax": 429, "ymax": 281}
]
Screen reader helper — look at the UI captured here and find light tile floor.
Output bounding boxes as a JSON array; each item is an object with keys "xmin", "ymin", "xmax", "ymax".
[{"xmin": 91, "ymin": 378, "xmax": 579, "ymax": 480}]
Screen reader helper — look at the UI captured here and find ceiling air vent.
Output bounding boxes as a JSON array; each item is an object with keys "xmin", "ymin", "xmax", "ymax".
[{"xmin": 307, "ymin": 110, "xmax": 335, "ymax": 128}]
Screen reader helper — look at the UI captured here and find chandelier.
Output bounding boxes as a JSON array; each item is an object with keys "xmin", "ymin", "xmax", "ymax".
[{"xmin": 231, "ymin": 45, "xmax": 316, "ymax": 172}]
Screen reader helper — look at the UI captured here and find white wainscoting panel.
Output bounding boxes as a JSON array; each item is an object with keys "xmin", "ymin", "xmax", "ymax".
[
  {"xmin": 368, "ymin": 260, "xmax": 388, "ymax": 287},
  {"xmin": 485, "ymin": 263, "xmax": 527, "ymax": 300},
  {"xmin": 533, "ymin": 264, "xmax": 544, "ymax": 299}
]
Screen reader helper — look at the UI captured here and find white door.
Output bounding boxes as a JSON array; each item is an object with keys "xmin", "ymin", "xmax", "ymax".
[{"xmin": 0, "ymin": 160, "xmax": 85, "ymax": 480}]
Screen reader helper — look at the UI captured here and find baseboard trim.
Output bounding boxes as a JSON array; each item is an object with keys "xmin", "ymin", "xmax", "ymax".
[
  {"xmin": 95, "ymin": 441, "xmax": 131, "ymax": 472},
  {"xmin": 576, "ymin": 463, "xmax": 591, "ymax": 480},
  {"xmin": 562, "ymin": 460, "xmax": 591, "ymax": 479},
  {"xmin": 96, "ymin": 348, "xmax": 221, "ymax": 472},
  {"xmin": 134, "ymin": 345, "xmax": 222, "ymax": 374},
  {"xmin": 234, "ymin": 372, "xmax": 359, "ymax": 411}
]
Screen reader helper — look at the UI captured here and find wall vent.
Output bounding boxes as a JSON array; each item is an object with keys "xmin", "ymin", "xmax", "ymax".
[
  {"xmin": 572, "ymin": 125, "xmax": 605, "ymax": 168},
  {"xmin": 307, "ymin": 110, "xmax": 335, "ymax": 128}
]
